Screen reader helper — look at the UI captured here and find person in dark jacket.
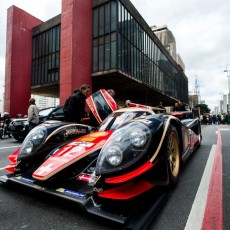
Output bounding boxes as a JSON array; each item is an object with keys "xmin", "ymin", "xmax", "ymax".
[
  {"xmin": 65, "ymin": 84, "xmax": 90, "ymax": 123},
  {"xmin": 178, "ymin": 99, "xmax": 186, "ymax": 111},
  {"xmin": 173, "ymin": 102, "xmax": 180, "ymax": 111},
  {"xmin": 63, "ymin": 88, "xmax": 79, "ymax": 121}
]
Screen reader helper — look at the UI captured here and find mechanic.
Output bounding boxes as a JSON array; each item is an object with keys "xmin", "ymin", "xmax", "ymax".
[{"xmin": 65, "ymin": 84, "xmax": 90, "ymax": 123}]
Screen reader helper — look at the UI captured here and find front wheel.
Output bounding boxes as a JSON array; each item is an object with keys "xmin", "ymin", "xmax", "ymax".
[{"xmin": 166, "ymin": 125, "xmax": 181, "ymax": 187}]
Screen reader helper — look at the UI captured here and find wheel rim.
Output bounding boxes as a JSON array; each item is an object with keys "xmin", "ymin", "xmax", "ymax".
[{"xmin": 168, "ymin": 132, "xmax": 180, "ymax": 178}]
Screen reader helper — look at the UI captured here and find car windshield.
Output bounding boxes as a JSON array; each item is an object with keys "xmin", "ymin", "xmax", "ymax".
[
  {"xmin": 99, "ymin": 110, "xmax": 152, "ymax": 131},
  {"xmin": 39, "ymin": 108, "xmax": 55, "ymax": 116}
]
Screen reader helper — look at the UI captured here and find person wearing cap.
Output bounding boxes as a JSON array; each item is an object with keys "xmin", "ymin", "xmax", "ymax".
[
  {"xmin": 65, "ymin": 84, "xmax": 90, "ymax": 123},
  {"xmin": 27, "ymin": 98, "xmax": 39, "ymax": 131}
]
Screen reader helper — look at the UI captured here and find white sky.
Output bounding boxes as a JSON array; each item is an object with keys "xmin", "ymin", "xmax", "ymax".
[{"xmin": 1, "ymin": 0, "xmax": 230, "ymax": 112}]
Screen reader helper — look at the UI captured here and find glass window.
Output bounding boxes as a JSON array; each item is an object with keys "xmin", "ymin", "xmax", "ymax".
[
  {"xmin": 93, "ymin": 46, "xmax": 98, "ymax": 72},
  {"xmin": 93, "ymin": 8, "xmax": 99, "ymax": 38},
  {"xmin": 111, "ymin": 1, "xmax": 116, "ymax": 31},
  {"xmin": 104, "ymin": 43, "xmax": 110, "ymax": 70},
  {"xmin": 99, "ymin": 45, "xmax": 104, "ymax": 71},
  {"xmin": 111, "ymin": 41, "xmax": 116, "ymax": 68},
  {"xmin": 99, "ymin": 6, "xmax": 104, "ymax": 36},
  {"xmin": 105, "ymin": 4, "xmax": 110, "ymax": 34}
]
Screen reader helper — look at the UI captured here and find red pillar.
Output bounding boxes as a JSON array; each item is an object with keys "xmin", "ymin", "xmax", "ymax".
[
  {"xmin": 4, "ymin": 6, "xmax": 42, "ymax": 117},
  {"xmin": 60, "ymin": 0, "xmax": 92, "ymax": 106}
]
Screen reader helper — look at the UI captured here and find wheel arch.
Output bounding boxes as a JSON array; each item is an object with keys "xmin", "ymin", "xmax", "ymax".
[{"xmin": 168, "ymin": 118, "xmax": 183, "ymax": 155}]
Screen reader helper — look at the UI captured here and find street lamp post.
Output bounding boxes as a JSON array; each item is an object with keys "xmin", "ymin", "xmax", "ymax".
[{"xmin": 224, "ymin": 69, "xmax": 230, "ymax": 112}]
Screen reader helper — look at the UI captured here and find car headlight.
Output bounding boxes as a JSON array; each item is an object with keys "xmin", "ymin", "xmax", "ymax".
[
  {"xmin": 129, "ymin": 127, "xmax": 147, "ymax": 147},
  {"xmin": 106, "ymin": 145, "xmax": 123, "ymax": 166},
  {"xmin": 96, "ymin": 122, "xmax": 151, "ymax": 174},
  {"xmin": 18, "ymin": 125, "xmax": 47, "ymax": 158}
]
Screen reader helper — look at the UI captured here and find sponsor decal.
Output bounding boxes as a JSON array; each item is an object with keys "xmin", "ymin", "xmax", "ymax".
[
  {"xmin": 56, "ymin": 188, "xmax": 86, "ymax": 198},
  {"xmin": 93, "ymin": 187, "xmax": 103, "ymax": 193},
  {"xmin": 77, "ymin": 173, "xmax": 91, "ymax": 182},
  {"xmin": 34, "ymin": 185, "xmax": 46, "ymax": 190},
  {"xmin": 64, "ymin": 128, "xmax": 87, "ymax": 138},
  {"xmin": 80, "ymin": 137, "xmax": 96, "ymax": 142},
  {"xmin": 89, "ymin": 131, "xmax": 108, "ymax": 137},
  {"xmin": 16, "ymin": 176, "xmax": 35, "ymax": 184},
  {"xmin": 77, "ymin": 173, "xmax": 96, "ymax": 185},
  {"xmin": 69, "ymin": 142, "xmax": 94, "ymax": 147}
]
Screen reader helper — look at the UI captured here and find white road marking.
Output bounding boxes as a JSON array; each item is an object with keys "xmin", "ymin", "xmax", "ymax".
[
  {"xmin": 0, "ymin": 145, "xmax": 20, "ymax": 150},
  {"xmin": 184, "ymin": 145, "xmax": 216, "ymax": 230}
]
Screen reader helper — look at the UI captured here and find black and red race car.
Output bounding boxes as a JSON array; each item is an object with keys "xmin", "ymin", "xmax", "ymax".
[{"xmin": 0, "ymin": 90, "xmax": 201, "ymax": 228}]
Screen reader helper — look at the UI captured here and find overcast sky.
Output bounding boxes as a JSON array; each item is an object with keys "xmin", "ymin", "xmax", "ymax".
[{"xmin": 1, "ymin": 0, "xmax": 230, "ymax": 112}]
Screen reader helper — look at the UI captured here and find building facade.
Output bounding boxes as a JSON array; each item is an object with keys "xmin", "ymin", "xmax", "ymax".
[{"xmin": 4, "ymin": 0, "xmax": 188, "ymax": 117}]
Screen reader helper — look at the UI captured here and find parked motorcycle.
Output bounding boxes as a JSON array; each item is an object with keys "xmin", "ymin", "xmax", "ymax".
[{"xmin": 0, "ymin": 112, "xmax": 12, "ymax": 139}]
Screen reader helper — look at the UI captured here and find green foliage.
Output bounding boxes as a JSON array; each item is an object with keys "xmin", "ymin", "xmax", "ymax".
[{"xmin": 194, "ymin": 104, "xmax": 211, "ymax": 114}]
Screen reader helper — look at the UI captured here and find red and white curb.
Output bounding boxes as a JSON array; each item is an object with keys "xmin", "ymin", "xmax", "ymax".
[{"xmin": 185, "ymin": 128, "xmax": 225, "ymax": 230}]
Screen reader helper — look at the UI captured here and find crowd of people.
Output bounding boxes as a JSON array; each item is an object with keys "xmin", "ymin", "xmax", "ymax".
[
  {"xmin": 201, "ymin": 113, "xmax": 230, "ymax": 125},
  {"xmin": 4, "ymin": 84, "xmax": 230, "ymax": 133},
  {"xmin": 156, "ymin": 99, "xmax": 186, "ymax": 113}
]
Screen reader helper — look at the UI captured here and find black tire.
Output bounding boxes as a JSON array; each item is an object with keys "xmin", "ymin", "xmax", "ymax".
[
  {"xmin": 166, "ymin": 125, "xmax": 181, "ymax": 187},
  {"xmin": 13, "ymin": 134, "xmax": 25, "ymax": 142},
  {"xmin": 0, "ymin": 129, "xmax": 3, "ymax": 139},
  {"xmin": 0, "ymin": 129, "xmax": 5, "ymax": 139}
]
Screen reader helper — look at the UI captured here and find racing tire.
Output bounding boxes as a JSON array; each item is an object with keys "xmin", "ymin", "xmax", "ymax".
[
  {"xmin": 0, "ymin": 129, "xmax": 5, "ymax": 139},
  {"xmin": 0, "ymin": 129, "xmax": 3, "ymax": 139},
  {"xmin": 166, "ymin": 125, "xmax": 181, "ymax": 187},
  {"xmin": 13, "ymin": 134, "xmax": 25, "ymax": 142}
]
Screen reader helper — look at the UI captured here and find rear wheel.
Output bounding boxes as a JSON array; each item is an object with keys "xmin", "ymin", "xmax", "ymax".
[
  {"xmin": 0, "ymin": 129, "xmax": 3, "ymax": 139},
  {"xmin": 166, "ymin": 126, "xmax": 181, "ymax": 186},
  {"xmin": 13, "ymin": 134, "xmax": 25, "ymax": 142}
]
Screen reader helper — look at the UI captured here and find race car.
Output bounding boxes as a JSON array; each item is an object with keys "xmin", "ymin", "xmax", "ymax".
[{"xmin": 0, "ymin": 90, "xmax": 201, "ymax": 228}]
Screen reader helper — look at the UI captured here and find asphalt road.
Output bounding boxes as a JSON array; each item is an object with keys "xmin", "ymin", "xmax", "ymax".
[{"xmin": 0, "ymin": 124, "xmax": 229, "ymax": 230}]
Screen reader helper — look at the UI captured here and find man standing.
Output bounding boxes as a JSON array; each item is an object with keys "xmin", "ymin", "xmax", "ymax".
[
  {"xmin": 65, "ymin": 84, "xmax": 90, "ymax": 122},
  {"xmin": 27, "ymin": 98, "xmax": 39, "ymax": 131},
  {"xmin": 178, "ymin": 99, "xmax": 186, "ymax": 111}
]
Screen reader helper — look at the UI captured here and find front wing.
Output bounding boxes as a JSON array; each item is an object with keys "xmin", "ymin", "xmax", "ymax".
[{"xmin": 0, "ymin": 173, "xmax": 167, "ymax": 229}]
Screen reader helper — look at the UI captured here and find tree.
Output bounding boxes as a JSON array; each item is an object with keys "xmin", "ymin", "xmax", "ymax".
[{"xmin": 194, "ymin": 104, "xmax": 211, "ymax": 114}]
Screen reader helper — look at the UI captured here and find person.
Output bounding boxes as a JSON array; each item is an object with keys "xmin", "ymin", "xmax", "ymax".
[
  {"xmin": 173, "ymin": 102, "xmax": 180, "ymax": 112},
  {"xmin": 27, "ymin": 98, "xmax": 39, "ymax": 131},
  {"xmin": 65, "ymin": 84, "xmax": 90, "ymax": 122},
  {"xmin": 178, "ymin": 99, "xmax": 186, "ymax": 111},
  {"xmin": 63, "ymin": 88, "xmax": 79, "ymax": 121},
  {"xmin": 107, "ymin": 89, "xmax": 115, "ymax": 98},
  {"xmin": 125, "ymin": 100, "xmax": 131, "ymax": 107},
  {"xmin": 157, "ymin": 102, "xmax": 166, "ymax": 113}
]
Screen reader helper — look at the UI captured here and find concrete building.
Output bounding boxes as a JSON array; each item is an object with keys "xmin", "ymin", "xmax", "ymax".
[
  {"xmin": 151, "ymin": 25, "xmax": 185, "ymax": 71},
  {"xmin": 4, "ymin": 0, "xmax": 188, "ymax": 117}
]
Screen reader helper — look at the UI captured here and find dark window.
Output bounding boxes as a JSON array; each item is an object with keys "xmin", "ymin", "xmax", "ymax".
[{"xmin": 32, "ymin": 24, "xmax": 60, "ymax": 86}]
